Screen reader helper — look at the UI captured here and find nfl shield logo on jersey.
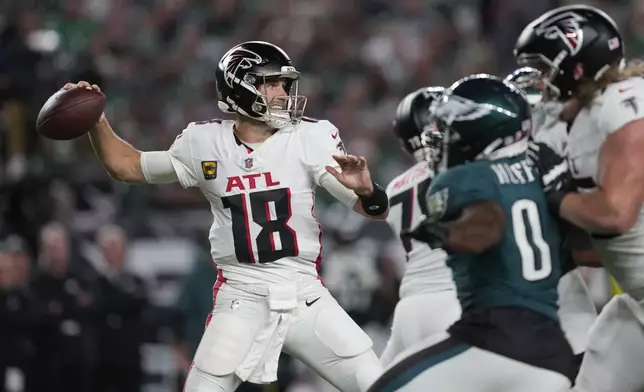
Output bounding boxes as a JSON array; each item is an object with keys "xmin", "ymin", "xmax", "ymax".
[{"xmin": 244, "ymin": 157, "xmax": 253, "ymax": 169}]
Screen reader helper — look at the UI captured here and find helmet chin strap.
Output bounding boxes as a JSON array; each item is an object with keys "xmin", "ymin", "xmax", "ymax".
[{"xmin": 264, "ymin": 116, "xmax": 291, "ymax": 130}]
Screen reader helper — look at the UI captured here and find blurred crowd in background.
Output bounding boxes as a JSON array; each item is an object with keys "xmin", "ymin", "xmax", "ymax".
[{"xmin": 0, "ymin": 0, "xmax": 638, "ymax": 391}]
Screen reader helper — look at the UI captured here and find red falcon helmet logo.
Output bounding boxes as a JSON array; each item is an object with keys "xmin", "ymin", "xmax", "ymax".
[
  {"xmin": 223, "ymin": 48, "xmax": 263, "ymax": 88},
  {"xmin": 535, "ymin": 11, "xmax": 586, "ymax": 55}
]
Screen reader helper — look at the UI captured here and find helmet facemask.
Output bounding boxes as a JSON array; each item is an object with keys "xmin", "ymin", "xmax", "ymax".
[
  {"xmin": 506, "ymin": 66, "xmax": 546, "ymax": 106},
  {"xmin": 428, "ymin": 99, "xmax": 458, "ymax": 175},
  {"xmin": 412, "ymin": 124, "xmax": 443, "ymax": 164},
  {"xmin": 430, "ymin": 124, "xmax": 469, "ymax": 175},
  {"xmin": 516, "ymin": 53, "xmax": 565, "ymax": 101},
  {"xmin": 249, "ymin": 70, "xmax": 307, "ymax": 129}
]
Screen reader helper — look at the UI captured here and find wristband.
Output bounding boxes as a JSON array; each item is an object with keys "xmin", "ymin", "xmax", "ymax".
[{"xmin": 358, "ymin": 182, "xmax": 388, "ymax": 216}]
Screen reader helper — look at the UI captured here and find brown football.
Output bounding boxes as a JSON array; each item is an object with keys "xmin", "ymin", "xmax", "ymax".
[{"xmin": 36, "ymin": 88, "xmax": 106, "ymax": 140}]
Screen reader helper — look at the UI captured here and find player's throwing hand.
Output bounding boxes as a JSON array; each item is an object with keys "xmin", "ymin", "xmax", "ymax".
[
  {"xmin": 63, "ymin": 80, "xmax": 102, "ymax": 93},
  {"xmin": 63, "ymin": 81, "xmax": 106, "ymax": 123},
  {"xmin": 326, "ymin": 154, "xmax": 374, "ymax": 196}
]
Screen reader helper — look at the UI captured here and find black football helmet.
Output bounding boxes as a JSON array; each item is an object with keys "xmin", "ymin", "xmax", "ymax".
[
  {"xmin": 514, "ymin": 5, "xmax": 624, "ymax": 101},
  {"xmin": 215, "ymin": 41, "xmax": 307, "ymax": 129},
  {"xmin": 431, "ymin": 74, "xmax": 532, "ymax": 173},
  {"xmin": 505, "ymin": 67, "xmax": 543, "ymax": 107},
  {"xmin": 393, "ymin": 86, "xmax": 445, "ymax": 163}
]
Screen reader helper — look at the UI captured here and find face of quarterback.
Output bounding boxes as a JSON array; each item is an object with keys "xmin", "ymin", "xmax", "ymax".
[
  {"xmin": 259, "ymin": 77, "xmax": 288, "ymax": 102},
  {"xmin": 256, "ymin": 76, "xmax": 300, "ymax": 125}
]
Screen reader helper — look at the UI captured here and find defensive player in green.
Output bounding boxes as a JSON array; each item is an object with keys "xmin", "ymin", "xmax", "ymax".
[{"xmin": 367, "ymin": 74, "xmax": 576, "ymax": 392}]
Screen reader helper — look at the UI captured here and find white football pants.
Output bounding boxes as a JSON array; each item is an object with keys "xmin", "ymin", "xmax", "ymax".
[
  {"xmin": 369, "ymin": 332, "xmax": 570, "ymax": 392},
  {"xmin": 183, "ymin": 275, "xmax": 383, "ymax": 392},
  {"xmin": 572, "ymin": 294, "xmax": 644, "ymax": 392},
  {"xmin": 557, "ymin": 269, "xmax": 598, "ymax": 355},
  {"xmin": 380, "ymin": 290, "xmax": 461, "ymax": 367}
]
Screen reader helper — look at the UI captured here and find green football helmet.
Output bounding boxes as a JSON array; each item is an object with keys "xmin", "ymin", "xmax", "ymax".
[{"xmin": 430, "ymin": 74, "xmax": 532, "ymax": 173}]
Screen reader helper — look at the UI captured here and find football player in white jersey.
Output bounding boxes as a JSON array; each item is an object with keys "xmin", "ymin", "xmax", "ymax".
[
  {"xmin": 380, "ymin": 87, "xmax": 461, "ymax": 367},
  {"xmin": 63, "ymin": 41, "xmax": 387, "ymax": 392},
  {"xmin": 506, "ymin": 67, "xmax": 599, "ymax": 364},
  {"xmin": 516, "ymin": 5, "xmax": 644, "ymax": 392}
]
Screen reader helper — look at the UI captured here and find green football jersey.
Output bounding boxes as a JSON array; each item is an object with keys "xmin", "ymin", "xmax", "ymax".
[{"xmin": 426, "ymin": 154, "xmax": 565, "ymax": 321}]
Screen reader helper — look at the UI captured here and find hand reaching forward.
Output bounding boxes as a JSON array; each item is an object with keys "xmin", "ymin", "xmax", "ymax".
[{"xmin": 325, "ymin": 154, "xmax": 374, "ymax": 196}]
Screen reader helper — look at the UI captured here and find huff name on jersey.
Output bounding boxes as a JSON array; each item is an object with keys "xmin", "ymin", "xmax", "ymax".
[{"xmin": 490, "ymin": 159, "xmax": 536, "ymax": 185}]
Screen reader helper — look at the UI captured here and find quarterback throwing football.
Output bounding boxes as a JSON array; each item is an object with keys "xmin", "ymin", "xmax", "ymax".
[{"xmin": 64, "ymin": 41, "xmax": 387, "ymax": 392}]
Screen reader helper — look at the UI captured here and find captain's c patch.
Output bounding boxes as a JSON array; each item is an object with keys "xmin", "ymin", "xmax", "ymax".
[{"xmin": 201, "ymin": 161, "xmax": 218, "ymax": 180}]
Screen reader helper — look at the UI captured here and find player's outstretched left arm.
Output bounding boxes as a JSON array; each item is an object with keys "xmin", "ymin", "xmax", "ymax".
[
  {"xmin": 404, "ymin": 201, "xmax": 505, "ymax": 254},
  {"xmin": 554, "ymin": 120, "xmax": 644, "ymax": 234},
  {"xmin": 325, "ymin": 154, "xmax": 389, "ymax": 220}
]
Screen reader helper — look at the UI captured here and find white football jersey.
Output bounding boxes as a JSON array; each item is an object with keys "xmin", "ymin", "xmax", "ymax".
[
  {"xmin": 567, "ymin": 77, "xmax": 644, "ymax": 300},
  {"xmin": 385, "ymin": 161, "xmax": 454, "ymax": 298},
  {"xmin": 168, "ymin": 118, "xmax": 346, "ymax": 284},
  {"xmin": 531, "ymin": 101, "xmax": 568, "ymax": 156}
]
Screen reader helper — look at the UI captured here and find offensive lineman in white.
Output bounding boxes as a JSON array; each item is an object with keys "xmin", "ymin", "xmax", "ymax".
[
  {"xmin": 380, "ymin": 87, "xmax": 461, "ymax": 367},
  {"xmin": 63, "ymin": 41, "xmax": 386, "ymax": 392},
  {"xmin": 516, "ymin": 5, "xmax": 644, "ymax": 392},
  {"xmin": 505, "ymin": 67, "xmax": 599, "ymax": 362}
]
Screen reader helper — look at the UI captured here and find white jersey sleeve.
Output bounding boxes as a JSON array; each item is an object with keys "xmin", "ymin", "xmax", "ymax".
[
  {"xmin": 595, "ymin": 78, "xmax": 644, "ymax": 135},
  {"xmin": 167, "ymin": 123, "xmax": 200, "ymax": 188},
  {"xmin": 140, "ymin": 151, "xmax": 178, "ymax": 184},
  {"xmin": 303, "ymin": 120, "xmax": 346, "ymax": 186}
]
